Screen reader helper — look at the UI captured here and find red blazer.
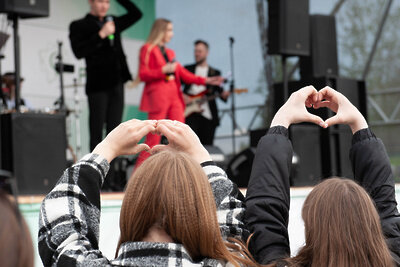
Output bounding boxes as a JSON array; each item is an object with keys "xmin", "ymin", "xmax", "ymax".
[{"xmin": 139, "ymin": 43, "xmax": 206, "ymax": 113}]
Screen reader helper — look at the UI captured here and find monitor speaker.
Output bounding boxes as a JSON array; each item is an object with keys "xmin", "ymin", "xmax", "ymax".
[
  {"xmin": 250, "ymin": 128, "xmax": 268, "ymax": 147},
  {"xmin": 300, "ymin": 15, "xmax": 338, "ymax": 78},
  {"xmin": 226, "ymin": 148, "xmax": 256, "ymax": 188},
  {"xmin": 204, "ymin": 145, "xmax": 226, "ymax": 169},
  {"xmin": 1, "ymin": 113, "xmax": 67, "ymax": 195},
  {"xmin": 289, "ymin": 124, "xmax": 322, "ymax": 186},
  {"xmin": 267, "ymin": 0, "xmax": 310, "ymax": 56},
  {"xmin": 0, "ymin": 0, "xmax": 49, "ymax": 18}
]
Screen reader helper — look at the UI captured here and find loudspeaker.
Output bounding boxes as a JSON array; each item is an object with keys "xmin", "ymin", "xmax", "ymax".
[
  {"xmin": 327, "ymin": 125, "xmax": 353, "ymax": 179},
  {"xmin": 226, "ymin": 148, "xmax": 256, "ymax": 188},
  {"xmin": 1, "ymin": 113, "xmax": 67, "ymax": 195},
  {"xmin": 250, "ymin": 128, "xmax": 268, "ymax": 147},
  {"xmin": 267, "ymin": 0, "xmax": 310, "ymax": 56},
  {"xmin": 289, "ymin": 124, "xmax": 322, "ymax": 186},
  {"xmin": 335, "ymin": 77, "xmax": 367, "ymax": 119},
  {"xmin": 204, "ymin": 145, "xmax": 226, "ymax": 169},
  {"xmin": 0, "ymin": 0, "xmax": 49, "ymax": 18},
  {"xmin": 300, "ymin": 15, "xmax": 338, "ymax": 78}
]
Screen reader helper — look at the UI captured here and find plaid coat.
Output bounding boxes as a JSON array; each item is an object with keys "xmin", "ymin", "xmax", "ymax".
[{"xmin": 38, "ymin": 154, "xmax": 249, "ymax": 266}]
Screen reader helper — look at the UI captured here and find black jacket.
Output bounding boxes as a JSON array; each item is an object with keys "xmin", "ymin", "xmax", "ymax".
[
  {"xmin": 245, "ymin": 126, "xmax": 400, "ymax": 265},
  {"xmin": 183, "ymin": 64, "xmax": 225, "ymax": 126},
  {"xmin": 69, "ymin": 0, "xmax": 142, "ymax": 94}
]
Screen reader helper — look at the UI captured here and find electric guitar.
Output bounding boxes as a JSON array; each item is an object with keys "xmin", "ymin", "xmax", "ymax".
[{"xmin": 184, "ymin": 88, "xmax": 248, "ymax": 118}]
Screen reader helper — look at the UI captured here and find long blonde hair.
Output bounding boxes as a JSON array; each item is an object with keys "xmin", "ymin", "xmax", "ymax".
[
  {"xmin": 116, "ymin": 150, "xmax": 257, "ymax": 266},
  {"xmin": 278, "ymin": 178, "xmax": 394, "ymax": 267},
  {"xmin": 132, "ymin": 18, "xmax": 172, "ymax": 87}
]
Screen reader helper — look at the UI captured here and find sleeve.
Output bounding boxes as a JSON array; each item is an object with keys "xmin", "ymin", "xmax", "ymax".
[
  {"xmin": 138, "ymin": 45, "xmax": 165, "ymax": 82},
  {"xmin": 210, "ymin": 69, "xmax": 223, "ymax": 97},
  {"xmin": 208, "ymin": 69, "xmax": 228, "ymax": 102},
  {"xmin": 115, "ymin": 0, "xmax": 142, "ymax": 33},
  {"xmin": 350, "ymin": 128, "xmax": 400, "ymax": 264},
  {"xmin": 201, "ymin": 161, "xmax": 250, "ymax": 241},
  {"xmin": 244, "ymin": 126, "xmax": 292, "ymax": 264},
  {"xmin": 182, "ymin": 64, "xmax": 193, "ymax": 94},
  {"xmin": 38, "ymin": 154, "xmax": 111, "ymax": 266},
  {"xmin": 69, "ymin": 21, "xmax": 104, "ymax": 59},
  {"xmin": 177, "ymin": 64, "xmax": 207, "ymax": 85}
]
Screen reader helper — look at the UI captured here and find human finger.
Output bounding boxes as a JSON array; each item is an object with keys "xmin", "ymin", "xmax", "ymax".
[
  {"xmin": 313, "ymin": 100, "xmax": 336, "ymax": 111},
  {"xmin": 305, "ymin": 98, "xmax": 313, "ymax": 108},
  {"xmin": 304, "ymin": 113, "xmax": 327, "ymax": 128},
  {"xmin": 155, "ymin": 122, "xmax": 180, "ymax": 144},
  {"xmin": 318, "ymin": 86, "xmax": 339, "ymax": 102},
  {"xmin": 132, "ymin": 143, "xmax": 151, "ymax": 154},
  {"xmin": 297, "ymin": 85, "xmax": 318, "ymax": 100},
  {"xmin": 134, "ymin": 121, "xmax": 157, "ymax": 138},
  {"xmin": 149, "ymin": 144, "xmax": 170, "ymax": 154},
  {"xmin": 324, "ymin": 114, "xmax": 342, "ymax": 127}
]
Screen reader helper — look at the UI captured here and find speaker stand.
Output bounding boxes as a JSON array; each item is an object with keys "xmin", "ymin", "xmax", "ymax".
[{"xmin": 10, "ymin": 14, "xmax": 21, "ymax": 112}]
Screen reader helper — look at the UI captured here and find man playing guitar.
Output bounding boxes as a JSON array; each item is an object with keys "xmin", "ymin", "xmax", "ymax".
[{"xmin": 183, "ymin": 40, "xmax": 230, "ymax": 145}]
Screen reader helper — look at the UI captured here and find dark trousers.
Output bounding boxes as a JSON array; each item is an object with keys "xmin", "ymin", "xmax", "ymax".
[
  {"xmin": 186, "ymin": 113, "xmax": 216, "ymax": 146},
  {"xmin": 87, "ymin": 82, "xmax": 124, "ymax": 151}
]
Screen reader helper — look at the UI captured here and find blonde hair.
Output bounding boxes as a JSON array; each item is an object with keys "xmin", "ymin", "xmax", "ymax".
[
  {"xmin": 117, "ymin": 150, "xmax": 258, "ymax": 266},
  {"xmin": 277, "ymin": 178, "xmax": 394, "ymax": 267},
  {"xmin": 132, "ymin": 18, "xmax": 172, "ymax": 87}
]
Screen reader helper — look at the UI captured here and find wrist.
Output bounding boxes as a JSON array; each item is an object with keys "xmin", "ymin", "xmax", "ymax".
[
  {"xmin": 349, "ymin": 117, "xmax": 368, "ymax": 134},
  {"xmin": 92, "ymin": 142, "xmax": 117, "ymax": 163},
  {"xmin": 270, "ymin": 111, "xmax": 290, "ymax": 128},
  {"xmin": 190, "ymin": 147, "xmax": 212, "ymax": 164}
]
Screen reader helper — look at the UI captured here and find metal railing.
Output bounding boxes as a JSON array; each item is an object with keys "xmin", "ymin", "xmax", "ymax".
[
  {"xmin": 368, "ymin": 87, "xmax": 400, "ymax": 127},
  {"xmin": 215, "ymin": 104, "xmax": 267, "ymax": 140}
]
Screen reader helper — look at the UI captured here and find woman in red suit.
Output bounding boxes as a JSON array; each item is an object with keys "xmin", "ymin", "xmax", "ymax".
[{"xmin": 136, "ymin": 18, "xmax": 222, "ymax": 166}]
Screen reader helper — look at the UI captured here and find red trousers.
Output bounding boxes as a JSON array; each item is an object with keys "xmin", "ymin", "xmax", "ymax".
[{"xmin": 135, "ymin": 88, "xmax": 185, "ymax": 167}]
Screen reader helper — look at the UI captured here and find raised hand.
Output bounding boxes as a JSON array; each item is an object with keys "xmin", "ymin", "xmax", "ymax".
[
  {"xmin": 153, "ymin": 120, "xmax": 211, "ymax": 164},
  {"xmin": 271, "ymin": 85, "xmax": 326, "ymax": 128},
  {"xmin": 314, "ymin": 86, "xmax": 368, "ymax": 133},
  {"xmin": 92, "ymin": 119, "xmax": 157, "ymax": 162},
  {"xmin": 99, "ymin": 21, "xmax": 115, "ymax": 39},
  {"xmin": 162, "ymin": 62, "xmax": 177, "ymax": 74},
  {"xmin": 205, "ymin": 76, "xmax": 224, "ymax": 86}
]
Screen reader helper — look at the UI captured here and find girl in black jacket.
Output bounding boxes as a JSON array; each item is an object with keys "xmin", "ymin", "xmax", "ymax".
[{"xmin": 245, "ymin": 86, "xmax": 400, "ymax": 267}]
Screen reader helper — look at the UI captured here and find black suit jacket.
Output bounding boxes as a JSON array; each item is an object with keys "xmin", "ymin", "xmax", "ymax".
[
  {"xmin": 69, "ymin": 0, "xmax": 142, "ymax": 94},
  {"xmin": 183, "ymin": 64, "xmax": 225, "ymax": 126}
]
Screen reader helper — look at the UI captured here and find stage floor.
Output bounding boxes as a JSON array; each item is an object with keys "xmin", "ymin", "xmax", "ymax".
[{"xmin": 23, "ymin": 186, "xmax": 400, "ymax": 267}]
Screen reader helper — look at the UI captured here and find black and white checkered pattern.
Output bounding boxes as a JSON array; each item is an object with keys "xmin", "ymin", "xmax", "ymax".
[{"xmin": 38, "ymin": 154, "xmax": 248, "ymax": 266}]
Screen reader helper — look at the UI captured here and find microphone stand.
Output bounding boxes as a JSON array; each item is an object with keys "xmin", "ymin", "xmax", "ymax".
[
  {"xmin": 0, "ymin": 54, "xmax": 6, "ymax": 109},
  {"xmin": 229, "ymin": 37, "xmax": 238, "ymax": 155},
  {"xmin": 11, "ymin": 14, "xmax": 21, "ymax": 112},
  {"xmin": 56, "ymin": 41, "xmax": 66, "ymax": 112}
]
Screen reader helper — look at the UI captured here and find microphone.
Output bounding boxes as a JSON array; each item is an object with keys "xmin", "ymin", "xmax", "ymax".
[{"xmin": 105, "ymin": 16, "xmax": 115, "ymax": 46}]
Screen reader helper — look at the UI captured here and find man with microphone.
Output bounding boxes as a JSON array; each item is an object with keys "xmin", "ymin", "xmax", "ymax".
[
  {"xmin": 69, "ymin": 0, "xmax": 142, "ymax": 152},
  {"xmin": 69, "ymin": 0, "xmax": 142, "ymax": 190}
]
